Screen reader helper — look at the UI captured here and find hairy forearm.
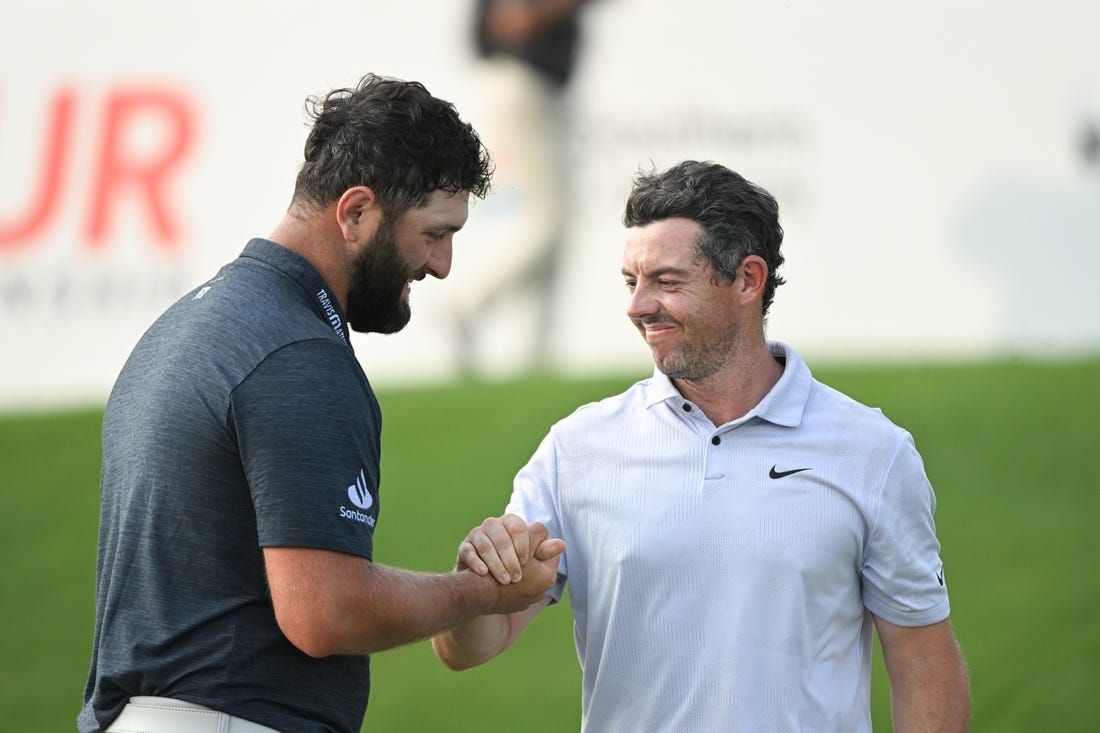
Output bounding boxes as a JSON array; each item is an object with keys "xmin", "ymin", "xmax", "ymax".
[
  {"xmin": 265, "ymin": 546, "xmax": 515, "ymax": 658},
  {"xmin": 341, "ymin": 564, "xmax": 497, "ymax": 655},
  {"xmin": 265, "ymin": 545, "xmax": 560, "ymax": 659}
]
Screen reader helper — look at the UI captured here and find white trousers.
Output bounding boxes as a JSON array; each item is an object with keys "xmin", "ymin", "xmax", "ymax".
[{"xmin": 104, "ymin": 696, "xmax": 283, "ymax": 733}]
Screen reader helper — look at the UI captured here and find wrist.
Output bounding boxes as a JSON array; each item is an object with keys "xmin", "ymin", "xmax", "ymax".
[{"xmin": 451, "ymin": 567, "xmax": 499, "ymax": 616}]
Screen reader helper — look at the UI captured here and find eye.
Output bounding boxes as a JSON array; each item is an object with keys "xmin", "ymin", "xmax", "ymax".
[
  {"xmin": 427, "ymin": 231, "xmax": 446, "ymax": 242},
  {"xmin": 624, "ymin": 279, "xmax": 637, "ymax": 292}
]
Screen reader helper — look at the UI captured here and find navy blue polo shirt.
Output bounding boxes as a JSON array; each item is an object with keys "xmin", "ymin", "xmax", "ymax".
[{"xmin": 79, "ymin": 239, "xmax": 381, "ymax": 733}]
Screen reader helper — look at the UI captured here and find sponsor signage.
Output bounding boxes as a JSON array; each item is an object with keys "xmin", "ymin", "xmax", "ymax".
[{"xmin": 3, "ymin": 1, "xmax": 1098, "ymax": 412}]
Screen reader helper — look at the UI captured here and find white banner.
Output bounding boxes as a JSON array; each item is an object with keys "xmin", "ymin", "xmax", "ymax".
[{"xmin": 3, "ymin": 0, "xmax": 1098, "ymax": 411}]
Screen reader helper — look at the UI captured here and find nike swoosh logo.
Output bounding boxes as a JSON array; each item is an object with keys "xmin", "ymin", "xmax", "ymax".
[{"xmin": 769, "ymin": 466, "xmax": 811, "ymax": 479}]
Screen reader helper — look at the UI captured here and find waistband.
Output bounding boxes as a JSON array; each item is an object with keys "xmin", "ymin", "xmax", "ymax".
[{"xmin": 105, "ymin": 696, "xmax": 283, "ymax": 733}]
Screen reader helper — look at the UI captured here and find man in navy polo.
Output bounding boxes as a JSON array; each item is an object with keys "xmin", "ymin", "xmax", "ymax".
[{"xmin": 79, "ymin": 73, "xmax": 562, "ymax": 733}]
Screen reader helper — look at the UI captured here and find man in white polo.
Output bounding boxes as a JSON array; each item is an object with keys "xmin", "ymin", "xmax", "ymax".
[{"xmin": 433, "ymin": 160, "xmax": 971, "ymax": 731}]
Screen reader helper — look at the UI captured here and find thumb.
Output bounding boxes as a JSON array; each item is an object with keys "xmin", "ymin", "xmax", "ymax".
[
  {"xmin": 533, "ymin": 538, "xmax": 565, "ymax": 561},
  {"xmin": 527, "ymin": 521, "xmax": 549, "ymax": 548}
]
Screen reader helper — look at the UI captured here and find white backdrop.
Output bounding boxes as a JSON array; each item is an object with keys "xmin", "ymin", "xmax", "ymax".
[{"xmin": 2, "ymin": 0, "xmax": 1098, "ymax": 411}]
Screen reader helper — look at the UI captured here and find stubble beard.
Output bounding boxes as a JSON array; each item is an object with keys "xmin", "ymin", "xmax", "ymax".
[{"xmin": 648, "ymin": 317, "xmax": 740, "ymax": 383}]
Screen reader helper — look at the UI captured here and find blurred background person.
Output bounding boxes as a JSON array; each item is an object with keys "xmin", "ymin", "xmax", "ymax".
[{"xmin": 454, "ymin": 0, "xmax": 596, "ymax": 376}]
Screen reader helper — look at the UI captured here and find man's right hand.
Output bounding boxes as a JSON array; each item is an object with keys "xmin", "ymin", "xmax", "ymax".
[{"xmin": 458, "ymin": 514, "xmax": 565, "ymax": 614}]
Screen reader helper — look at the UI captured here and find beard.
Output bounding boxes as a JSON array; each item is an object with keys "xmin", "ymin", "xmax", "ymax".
[
  {"xmin": 640, "ymin": 315, "xmax": 739, "ymax": 382},
  {"xmin": 346, "ymin": 217, "xmax": 416, "ymax": 334},
  {"xmin": 655, "ymin": 343, "xmax": 726, "ymax": 381}
]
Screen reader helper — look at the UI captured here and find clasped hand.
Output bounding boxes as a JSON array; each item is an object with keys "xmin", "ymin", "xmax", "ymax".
[{"xmin": 458, "ymin": 513, "xmax": 565, "ymax": 593}]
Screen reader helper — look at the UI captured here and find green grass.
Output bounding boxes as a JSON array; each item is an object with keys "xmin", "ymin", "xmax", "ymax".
[{"xmin": 1, "ymin": 358, "xmax": 1098, "ymax": 731}]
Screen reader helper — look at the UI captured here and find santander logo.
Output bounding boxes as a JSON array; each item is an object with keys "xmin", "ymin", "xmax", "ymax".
[{"xmin": 347, "ymin": 468, "xmax": 373, "ymax": 510}]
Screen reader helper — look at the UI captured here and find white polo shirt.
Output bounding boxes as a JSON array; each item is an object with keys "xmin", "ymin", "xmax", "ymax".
[{"xmin": 506, "ymin": 342, "xmax": 950, "ymax": 732}]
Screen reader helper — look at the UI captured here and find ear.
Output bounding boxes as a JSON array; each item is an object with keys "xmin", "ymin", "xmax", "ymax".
[
  {"xmin": 335, "ymin": 186, "xmax": 383, "ymax": 244},
  {"xmin": 737, "ymin": 255, "xmax": 770, "ymax": 306}
]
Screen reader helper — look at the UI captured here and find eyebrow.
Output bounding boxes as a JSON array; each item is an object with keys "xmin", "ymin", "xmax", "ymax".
[{"xmin": 620, "ymin": 266, "xmax": 692, "ymax": 278}]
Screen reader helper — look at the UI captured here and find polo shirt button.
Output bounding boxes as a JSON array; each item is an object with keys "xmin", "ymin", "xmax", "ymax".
[
  {"xmin": 711, "ymin": 435, "xmax": 721, "ymax": 445},
  {"xmin": 682, "ymin": 403, "xmax": 692, "ymax": 411}
]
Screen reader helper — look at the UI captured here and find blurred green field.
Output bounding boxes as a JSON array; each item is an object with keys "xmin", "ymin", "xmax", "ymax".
[{"xmin": 1, "ymin": 357, "xmax": 1098, "ymax": 731}]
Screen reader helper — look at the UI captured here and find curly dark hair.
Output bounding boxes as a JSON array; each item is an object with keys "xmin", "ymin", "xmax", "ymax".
[
  {"xmin": 292, "ymin": 73, "xmax": 492, "ymax": 215},
  {"xmin": 622, "ymin": 160, "xmax": 786, "ymax": 318}
]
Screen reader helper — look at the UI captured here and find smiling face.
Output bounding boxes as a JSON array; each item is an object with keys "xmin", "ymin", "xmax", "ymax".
[
  {"xmin": 346, "ymin": 189, "xmax": 469, "ymax": 334},
  {"xmin": 622, "ymin": 217, "xmax": 749, "ymax": 381}
]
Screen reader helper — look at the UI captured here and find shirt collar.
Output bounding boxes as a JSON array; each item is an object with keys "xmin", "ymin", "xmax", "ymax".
[
  {"xmin": 239, "ymin": 238, "xmax": 351, "ymax": 348},
  {"xmin": 644, "ymin": 340, "xmax": 813, "ymax": 427}
]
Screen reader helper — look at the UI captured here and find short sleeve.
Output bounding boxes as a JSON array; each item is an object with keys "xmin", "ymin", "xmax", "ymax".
[
  {"xmin": 506, "ymin": 430, "xmax": 567, "ymax": 602},
  {"xmin": 229, "ymin": 339, "xmax": 380, "ymax": 559},
  {"xmin": 861, "ymin": 432, "xmax": 951, "ymax": 626}
]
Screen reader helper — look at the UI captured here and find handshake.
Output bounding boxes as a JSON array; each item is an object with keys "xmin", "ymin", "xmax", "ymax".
[
  {"xmin": 432, "ymin": 515, "xmax": 565, "ymax": 670},
  {"xmin": 455, "ymin": 514, "xmax": 566, "ymax": 616}
]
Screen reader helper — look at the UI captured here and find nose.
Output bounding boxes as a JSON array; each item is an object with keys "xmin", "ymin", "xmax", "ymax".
[
  {"xmin": 626, "ymin": 281, "xmax": 658, "ymax": 321},
  {"xmin": 425, "ymin": 238, "xmax": 453, "ymax": 280}
]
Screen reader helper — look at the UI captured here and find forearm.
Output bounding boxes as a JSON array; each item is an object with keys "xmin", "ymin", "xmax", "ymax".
[
  {"xmin": 330, "ymin": 563, "xmax": 497, "ymax": 656},
  {"xmin": 265, "ymin": 548, "xmax": 497, "ymax": 657},
  {"xmin": 432, "ymin": 612, "xmax": 513, "ymax": 670},
  {"xmin": 432, "ymin": 597, "xmax": 548, "ymax": 670},
  {"xmin": 877, "ymin": 617, "xmax": 971, "ymax": 732},
  {"xmin": 890, "ymin": 651, "xmax": 971, "ymax": 732},
  {"xmin": 265, "ymin": 546, "xmax": 559, "ymax": 658}
]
